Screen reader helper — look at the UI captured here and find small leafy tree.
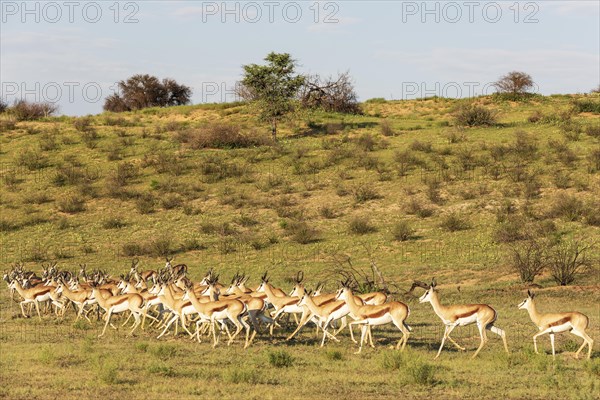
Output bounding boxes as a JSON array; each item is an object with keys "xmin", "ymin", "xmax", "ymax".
[
  {"xmin": 241, "ymin": 52, "xmax": 305, "ymax": 140},
  {"xmin": 103, "ymin": 74, "xmax": 192, "ymax": 112},
  {"xmin": 494, "ymin": 71, "xmax": 535, "ymax": 99}
]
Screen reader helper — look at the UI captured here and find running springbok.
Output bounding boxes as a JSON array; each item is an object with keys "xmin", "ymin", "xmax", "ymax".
[
  {"xmin": 90, "ymin": 281, "xmax": 145, "ymax": 337},
  {"xmin": 419, "ymin": 279, "xmax": 509, "ymax": 359},
  {"xmin": 9, "ymin": 279, "xmax": 64, "ymax": 320},
  {"xmin": 336, "ymin": 282, "xmax": 410, "ymax": 354},
  {"xmin": 518, "ymin": 290, "xmax": 593, "ymax": 359}
]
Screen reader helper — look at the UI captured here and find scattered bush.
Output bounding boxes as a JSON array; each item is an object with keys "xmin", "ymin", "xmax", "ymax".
[
  {"xmin": 561, "ymin": 121, "xmax": 582, "ymax": 141},
  {"xmin": 285, "ymin": 220, "xmax": 320, "ymax": 244},
  {"xmin": 16, "ymin": 148, "xmax": 48, "ymax": 170},
  {"xmin": 406, "ymin": 360, "xmax": 437, "ymax": 386},
  {"xmin": 571, "ymin": 98, "xmax": 600, "ymax": 114},
  {"xmin": 0, "ymin": 98, "xmax": 7, "ymax": 113},
  {"xmin": 222, "ymin": 367, "xmax": 261, "ymax": 384},
  {"xmin": 122, "ymin": 242, "xmax": 146, "ymax": 257},
  {"xmin": 151, "ymin": 344, "xmax": 178, "ymax": 360},
  {"xmin": 0, "ymin": 119, "xmax": 17, "ymax": 131},
  {"xmin": 454, "ymin": 103, "xmax": 496, "ymax": 126},
  {"xmin": 11, "ymin": 100, "xmax": 58, "ymax": 121},
  {"xmin": 348, "ymin": 216, "xmax": 377, "ymax": 235},
  {"xmin": 409, "ymin": 140, "xmax": 433, "ymax": 153},
  {"xmin": 161, "ymin": 193, "xmax": 183, "ymax": 210},
  {"xmin": 381, "ymin": 351, "xmax": 405, "ymax": 370},
  {"xmin": 513, "ymin": 130, "xmax": 539, "ymax": 160},
  {"xmin": 325, "ymin": 350, "xmax": 344, "ymax": 361},
  {"xmin": 493, "ymin": 217, "xmax": 527, "ymax": 243},
  {"xmin": 439, "ymin": 212, "xmax": 471, "ymax": 232},
  {"xmin": 352, "ymin": 183, "xmax": 380, "ymax": 203},
  {"xmin": 268, "ymin": 350, "xmax": 294, "ymax": 368},
  {"xmin": 73, "ymin": 116, "xmax": 93, "ymax": 132},
  {"xmin": 508, "ymin": 239, "xmax": 546, "ymax": 283},
  {"xmin": 446, "ymin": 127, "xmax": 467, "ymax": 143},
  {"xmin": 135, "ymin": 193, "xmax": 156, "ymax": 214},
  {"xmin": 391, "ymin": 220, "xmax": 415, "ymax": 241},
  {"xmin": 147, "ymin": 363, "xmax": 176, "ymax": 377},
  {"xmin": 549, "ymin": 193, "xmax": 586, "ymax": 221},
  {"xmin": 80, "ymin": 129, "xmax": 99, "ymax": 149},
  {"xmin": 38, "ymin": 132, "xmax": 58, "ymax": 151},
  {"xmin": 528, "ymin": 110, "xmax": 543, "ymax": 123},
  {"xmin": 405, "ymin": 197, "xmax": 434, "ymax": 218},
  {"xmin": 548, "ymin": 240, "xmax": 593, "ymax": 286},
  {"xmin": 380, "ymin": 119, "xmax": 396, "ymax": 136},
  {"xmin": 148, "ymin": 236, "xmax": 174, "ymax": 257},
  {"xmin": 102, "ymin": 217, "xmax": 126, "ymax": 229},
  {"xmin": 319, "ymin": 206, "xmax": 339, "ymax": 219},
  {"xmin": 56, "ymin": 193, "xmax": 86, "ymax": 213},
  {"xmin": 96, "ymin": 360, "xmax": 119, "ymax": 384},
  {"xmin": 184, "ymin": 123, "xmax": 271, "ymax": 149},
  {"xmin": 586, "ymin": 125, "xmax": 600, "ymax": 139}
]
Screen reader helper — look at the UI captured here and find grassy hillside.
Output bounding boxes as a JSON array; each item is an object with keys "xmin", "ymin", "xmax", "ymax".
[{"xmin": 0, "ymin": 94, "xmax": 599, "ymax": 399}]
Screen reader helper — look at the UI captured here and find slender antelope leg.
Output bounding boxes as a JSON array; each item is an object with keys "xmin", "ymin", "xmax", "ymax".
[
  {"xmin": 20, "ymin": 301, "xmax": 29, "ymax": 318},
  {"xmin": 549, "ymin": 333, "xmax": 556, "ymax": 359},
  {"xmin": 211, "ymin": 321, "xmax": 219, "ymax": 347},
  {"xmin": 157, "ymin": 315, "xmax": 179, "ymax": 339},
  {"xmin": 571, "ymin": 329, "xmax": 593, "ymax": 359},
  {"xmin": 355, "ymin": 324, "xmax": 369, "ymax": 354},
  {"xmin": 447, "ymin": 335, "xmax": 465, "ymax": 351},
  {"xmin": 121, "ymin": 312, "xmax": 132, "ymax": 327},
  {"xmin": 488, "ymin": 325, "xmax": 509, "ymax": 353},
  {"xmin": 227, "ymin": 319, "xmax": 244, "ymax": 346},
  {"xmin": 127, "ymin": 311, "xmax": 142, "ymax": 336},
  {"xmin": 532, "ymin": 331, "xmax": 546, "ymax": 354},
  {"xmin": 34, "ymin": 300, "xmax": 43, "ymax": 321},
  {"xmin": 472, "ymin": 324, "xmax": 488, "ymax": 359},
  {"xmin": 99, "ymin": 310, "xmax": 113, "ymax": 337},
  {"xmin": 435, "ymin": 324, "xmax": 457, "ymax": 359},
  {"xmin": 393, "ymin": 320, "xmax": 410, "ymax": 351},
  {"xmin": 286, "ymin": 310, "xmax": 313, "ymax": 340}
]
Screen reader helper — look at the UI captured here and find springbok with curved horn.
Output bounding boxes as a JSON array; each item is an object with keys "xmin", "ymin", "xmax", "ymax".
[
  {"xmin": 419, "ymin": 279, "xmax": 508, "ymax": 359},
  {"xmin": 336, "ymin": 281, "xmax": 410, "ymax": 354},
  {"xmin": 518, "ymin": 290, "xmax": 593, "ymax": 359},
  {"xmin": 90, "ymin": 280, "xmax": 145, "ymax": 338}
]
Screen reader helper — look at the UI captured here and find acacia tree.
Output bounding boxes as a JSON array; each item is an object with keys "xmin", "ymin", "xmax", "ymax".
[
  {"xmin": 241, "ymin": 52, "xmax": 305, "ymax": 140},
  {"xmin": 103, "ymin": 74, "xmax": 192, "ymax": 112},
  {"xmin": 300, "ymin": 71, "xmax": 361, "ymax": 114},
  {"xmin": 494, "ymin": 71, "xmax": 535, "ymax": 99}
]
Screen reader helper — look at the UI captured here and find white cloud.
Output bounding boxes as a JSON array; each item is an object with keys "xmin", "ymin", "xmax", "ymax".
[
  {"xmin": 307, "ymin": 16, "xmax": 361, "ymax": 33},
  {"xmin": 544, "ymin": 1, "xmax": 600, "ymax": 16}
]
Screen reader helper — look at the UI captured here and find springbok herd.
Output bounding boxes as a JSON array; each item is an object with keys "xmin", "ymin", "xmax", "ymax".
[{"xmin": 3, "ymin": 258, "xmax": 594, "ymax": 359}]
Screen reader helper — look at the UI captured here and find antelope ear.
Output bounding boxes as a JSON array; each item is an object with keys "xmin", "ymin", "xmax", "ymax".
[
  {"xmin": 431, "ymin": 278, "xmax": 437, "ymax": 288},
  {"xmin": 530, "ymin": 291, "xmax": 535, "ymax": 299}
]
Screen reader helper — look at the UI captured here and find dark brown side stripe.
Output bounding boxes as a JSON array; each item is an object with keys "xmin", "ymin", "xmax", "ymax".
[
  {"xmin": 456, "ymin": 309, "xmax": 478, "ymax": 320},
  {"xmin": 111, "ymin": 296, "xmax": 130, "ymax": 306},
  {"xmin": 366, "ymin": 306, "xmax": 391, "ymax": 319},
  {"xmin": 34, "ymin": 288, "xmax": 52, "ymax": 298},
  {"xmin": 548, "ymin": 317, "xmax": 570, "ymax": 327}
]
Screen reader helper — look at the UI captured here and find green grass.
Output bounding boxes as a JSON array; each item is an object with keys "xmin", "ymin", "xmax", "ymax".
[{"xmin": 0, "ymin": 94, "xmax": 599, "ymax": 398}]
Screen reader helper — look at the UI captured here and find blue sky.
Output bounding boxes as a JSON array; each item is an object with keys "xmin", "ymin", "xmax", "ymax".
[{"xmin": 1, "ymin": 1, "xmax": 598, "ymax": 115}]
